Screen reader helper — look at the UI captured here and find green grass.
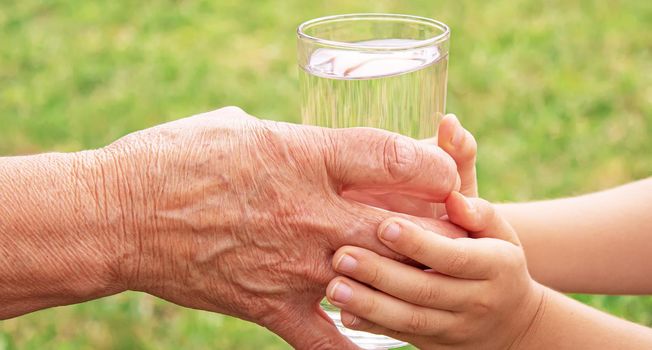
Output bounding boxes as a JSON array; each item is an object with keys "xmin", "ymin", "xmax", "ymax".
[{"xmin": 1, "ymin": 0, "xmax": 651, "ymax": 348}]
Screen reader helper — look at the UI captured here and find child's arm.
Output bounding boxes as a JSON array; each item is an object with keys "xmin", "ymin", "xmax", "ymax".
[
  {"xmin": 437, "ymin": 114, "xmax": 652, "ymax": 294},
  {"xmin": 326, "ymin": 194, "xmax": 652, "ymax": 349},
  {"xmin": 498, "ymin": 179, "xmax": 652, "ymax": 294}
]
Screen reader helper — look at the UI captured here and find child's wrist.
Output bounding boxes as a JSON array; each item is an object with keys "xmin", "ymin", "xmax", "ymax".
[{"xmin": 508, "ymin": 282, "xmax": 551, "ymax": 350}]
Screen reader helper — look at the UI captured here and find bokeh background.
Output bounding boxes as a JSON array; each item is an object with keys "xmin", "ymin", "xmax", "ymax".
[{"xmin": 1, "ymin": 0, "xmax": 651, "ymax": 349}]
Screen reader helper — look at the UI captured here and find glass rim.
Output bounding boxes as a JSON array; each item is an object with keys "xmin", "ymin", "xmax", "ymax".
[{"xmin": 297, "ymin": 13, "xmax": 450, "ymax": 50}]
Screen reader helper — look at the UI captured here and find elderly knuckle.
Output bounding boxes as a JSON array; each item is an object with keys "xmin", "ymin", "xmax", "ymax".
[
  {"xmin": 219, "ymin": 105, "xmax": 246, "ymax": 114},
  {"xmin": 206, "ymin": 107, "xmax": 244, "ymax": 121},
  {"xmin": 382, "ymin": 134, "xmax": 421, "ymax": 183}
]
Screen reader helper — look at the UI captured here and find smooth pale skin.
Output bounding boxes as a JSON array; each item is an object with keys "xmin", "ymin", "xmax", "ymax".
[
  {"xmin": 498, "ymin": 178, "xmax": 652, "ymax": 294},
  {"xmin": 326, "ymin": 114, "xmax": 652, "ymax": 349},
  {"xmin": 0, "ymin": 106, "xmax": 467, "ymax": 350}
]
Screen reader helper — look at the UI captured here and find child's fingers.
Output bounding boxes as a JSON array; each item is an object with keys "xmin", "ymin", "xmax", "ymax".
[
  {"xmin": 333, "ymin": 246, "xmax": 483, "ymax": 311},
  {"xmin": 339, "ymin": 311, "xmax": 414, "ymax": 344},
  {"xmin": 437, "ymin": 114, "xmax": 478, "ymax": 197},
  {"xmin": 377, "ymin": 218, "xmax": 499, "ymax": 279},
  {"xmin": 326, "ymin": 276, "xmax": 459, "ymax": 336},
  {"xmin": 445, "ymin": 191, "xmax": 520, "ymax": 245}
]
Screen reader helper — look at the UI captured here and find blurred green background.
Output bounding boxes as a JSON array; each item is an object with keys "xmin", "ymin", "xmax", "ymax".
[{"xmin": 1, "ymin": 0, "xmax": 651, "ymax": 349}]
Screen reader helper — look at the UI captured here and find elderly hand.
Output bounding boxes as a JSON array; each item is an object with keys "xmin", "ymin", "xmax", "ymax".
[
  {"xmin": 90, "ymin": 107, "xmax": 464, "ymax": 349},
  {"xmin": 343, "ymin": 114, "xmax": 478, "ymax": 218}
]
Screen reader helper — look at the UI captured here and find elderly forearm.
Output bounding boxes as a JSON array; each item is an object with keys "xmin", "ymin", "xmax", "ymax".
[
  {"xmin": 497, "ymin": 178, "xmax": 652, "ymax": 294},
  {"xmin": 0, "ymin": 151, "xmax": 125, "ymax": 319}
]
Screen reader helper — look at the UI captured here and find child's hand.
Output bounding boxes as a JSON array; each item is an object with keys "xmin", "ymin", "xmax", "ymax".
[
  {"xmin": 435, "ymin": 114, "xmax": 477, "ymax": 197},
  {"xmin": 326, "ymin": 192, "xmax": 545, "ymax": 350}
]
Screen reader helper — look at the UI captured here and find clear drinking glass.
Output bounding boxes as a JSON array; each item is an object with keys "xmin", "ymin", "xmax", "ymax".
[{"xmin": 297, "ymin": 13, "xmax": 451, "ymax": 349}]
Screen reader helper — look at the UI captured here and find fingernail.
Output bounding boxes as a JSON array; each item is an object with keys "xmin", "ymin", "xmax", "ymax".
[
  {"xmin": 450, "ymin": 122, "xmax": 465, "ymax": 147},
  {"xmin": 461, "ymin": 194, "xmax": 476, "ymax": 214},
  {"xmin": 341, "ymin": 311, "xmax": 358, "ymax": 327},
  {"xmin": 336, "ymin": 254, "xmax": 358, "ymax": 273},
  {"xmin": 331, "ymin": 282, "xmax": 353, "ymax": 303},
  {"xmin": 380, "ymin": 223, "xmax": 401, "ymax": 242}
]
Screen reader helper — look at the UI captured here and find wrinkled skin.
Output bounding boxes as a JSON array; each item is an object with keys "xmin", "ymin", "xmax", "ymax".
[
  {"xmin": 96, "ymin": 107, "xmax": 464, "ymax": 349},
  {"xmin": 344, "ymin": 114, "xmax": 479, "ymax": 219}
]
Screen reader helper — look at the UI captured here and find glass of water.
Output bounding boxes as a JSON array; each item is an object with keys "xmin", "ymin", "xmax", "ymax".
[{"xmin": 297, "ymin": 13, "xmax": 451, "ymax": 350}]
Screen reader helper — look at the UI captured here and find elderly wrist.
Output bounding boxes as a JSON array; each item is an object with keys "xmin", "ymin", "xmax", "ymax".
[
  {"xmin": 72, "ymin": 147, "xmax": 146, "ymax": 293},
  {"xmin": 91, "ymin": 140, "xmax": 202, "ymax": 295},
  {"xmin": 63, "ymin": 150, "xmax": 128, "ymax": 294}
]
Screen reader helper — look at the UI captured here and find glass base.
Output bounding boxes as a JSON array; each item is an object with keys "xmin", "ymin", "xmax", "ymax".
[{"xmin": 323, "ymin": 301, "xmax": 408, "ymax": 350}]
